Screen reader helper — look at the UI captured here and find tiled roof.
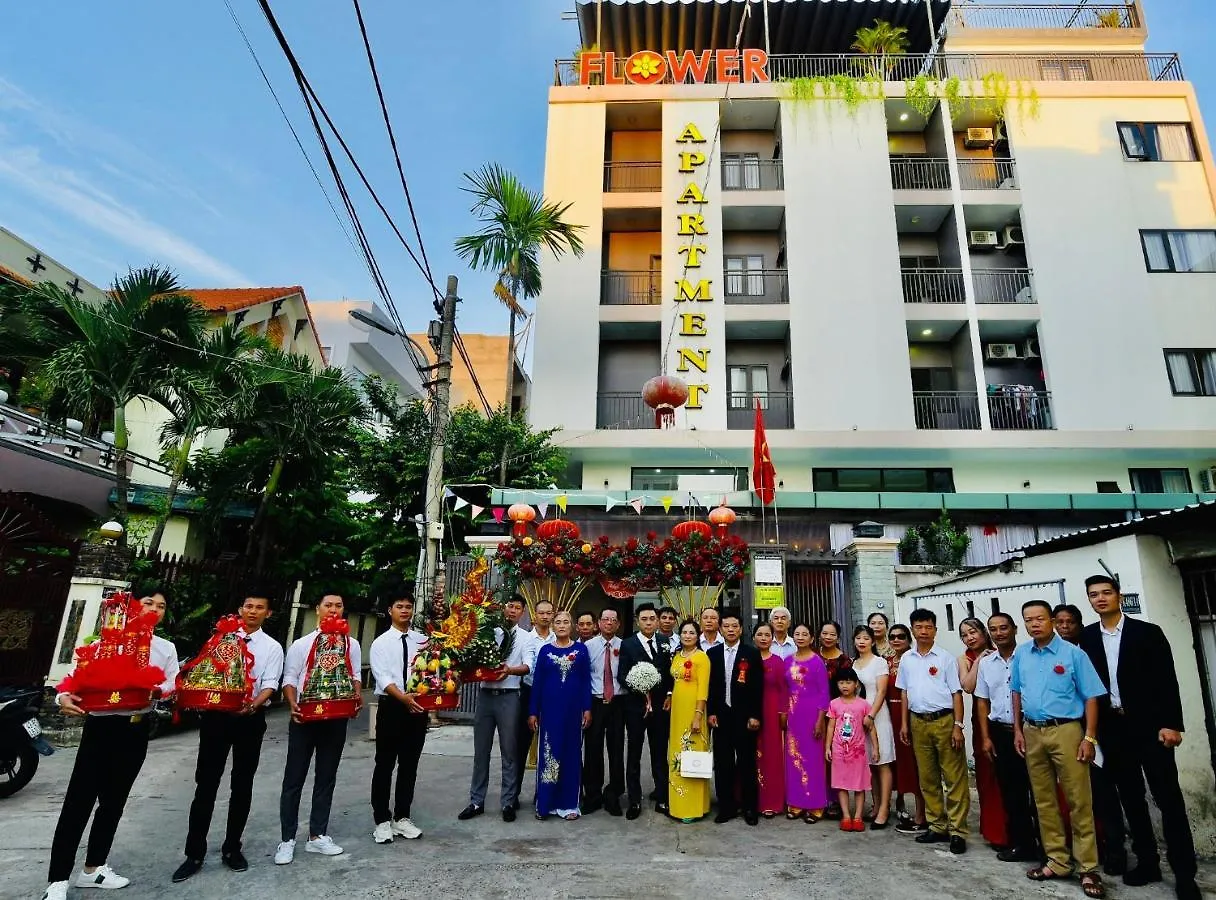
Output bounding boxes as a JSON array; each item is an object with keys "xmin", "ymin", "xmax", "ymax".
[{"xmin": 182, "ymin": 286, "xmax": 304, "ymax": 313}]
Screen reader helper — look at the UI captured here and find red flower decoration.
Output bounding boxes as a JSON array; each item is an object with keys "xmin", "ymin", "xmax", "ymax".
[
  {"xmin": 684, "ymin": 660, "xmax": 693, "ymax": 669},
  {"xmin": 928, "ymin": 666, "xmax": 939, "ymax": 676},
  {"xmin": 613, "ymin": 648, "xmax": 620, "ymax": 657},
  {"xmin": 1053, "ymin": 664, "xmax": 1066, "ymax": 674}
]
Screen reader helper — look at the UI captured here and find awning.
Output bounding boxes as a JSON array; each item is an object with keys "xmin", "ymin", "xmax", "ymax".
[{"xmin": 576, "ymin": 0, "xmax": 952, "ymax": 56}]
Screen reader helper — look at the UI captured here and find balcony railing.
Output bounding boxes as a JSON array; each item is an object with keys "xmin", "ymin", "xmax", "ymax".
[
  {"xmin": 989, "ymin": 390, "xmax": 1054, "ymax": 430},
  {"xmin": 601, "ymin": 270, "xmax": 661, "ymax": 306},
  {"xmin": 973, "ymin": 269, "xmax": 1035, "ymax": 304},
  {"xmin": 946, "ymin": 4, "xmax": 1140, "ymax": 31},
  {"xmin": 725, "ymin": 269, "xmax": 789, "ymax": 304},
  {"xmin": 604, "ymin": 161, "xmax": 661, "ymax": 192},
  {"xmin": 728, "ymin": 392, "xmax": 793, "ymax": 429},
  {"xmin": 556, "ymin": 52, "xmax": 1183, "ymax": 86},
  {"xmin": 890, "ymin": 157, "xmax": 952, "ymax": 191},
  {"xmin": 902, "ymin": 268, "xmax": 966, "ymax": 304},
  {"xmin": 597, "ymin": 392, "xmax": 655, "ymax": 429},
  {"xmin": 958, "ymin": 158, "xmax": 1018, "ymax": 190},
  {"xmin": 914, "ymin": 391, "xmax": 982, "ymax": 430},
  {"xmin": 722, "ymin": 159, "xmax": 784, "ymax": 191}
]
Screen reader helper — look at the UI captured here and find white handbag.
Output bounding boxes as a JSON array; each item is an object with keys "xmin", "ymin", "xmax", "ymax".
[{"xmin": 679, "ymin": 732, "xmax": 713, "ymax": 779}]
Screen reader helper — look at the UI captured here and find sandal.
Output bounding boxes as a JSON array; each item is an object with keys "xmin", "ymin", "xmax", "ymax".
[
  {"xmin": 786, "ymin": 808, "xmax": 802, "ymax": 820},
  {"xmin": 1080, "ymin": 874, "xmax": 1105, "ymax": 899},
  {"xmin": 803, "ymin": 810, "xmax": 823, "ymax": 824},
  {"xmin": 1026, "ymin": 866, "xmax": 1066, "ymax": 882},
  {"xmin": 563, "ymin": 813, "xmax": 579, "ymax": 821}
]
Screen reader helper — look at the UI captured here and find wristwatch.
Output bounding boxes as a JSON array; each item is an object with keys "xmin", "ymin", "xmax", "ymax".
[
  {"xmin": 953, "ymin": 721, "xmax": 965, "ymax": 729},
  {"xmin": 1083, "ymin": 735, "xmax": 1099, "ymax": 746}
]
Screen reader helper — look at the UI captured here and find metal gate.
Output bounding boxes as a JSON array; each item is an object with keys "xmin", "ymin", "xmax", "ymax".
[
  {"xmin": 0, "ymin": 493, "xmax": 79, "ymax": 686},
  {"xmin": 1179, "ymin": 560, "xmax": 1216, "ymax": 780}
]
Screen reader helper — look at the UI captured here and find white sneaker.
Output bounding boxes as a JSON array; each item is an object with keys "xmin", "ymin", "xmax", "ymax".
[
  {"xmin": 75, "ymin": 865, "xmax": 130, "ymax": 889},
  {"xmin": 304, "ymin": 835, "xmax": 343, "ymax": 856},
  {"xmin": 41, "ymin": 883, "xmax": 69, "ymax": 900},
  {"xmin": 372, "ymin": 821, "xmax": 394, "ymax": 844},
  {"xmin": 274, "ymin": 841, "xmax": 295, "ymax": 865},
  {"xmin": 392, "ymin": 817, "xmax": 422, "ymax": 840}
]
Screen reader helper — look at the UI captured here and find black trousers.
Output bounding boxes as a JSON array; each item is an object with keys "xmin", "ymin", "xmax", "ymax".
[
  {"xmin": 1099, "ymin": 713, "xmax": 1197, "ymax": 881},
  {"xmin": 624, "ymin": 696, "xmax": 668, "ymax": 806},
  {"xmin": 371, "ymin": 698, "xmax": 428, "ymax": 824},
  {"xmin": 990, "ymin": 722, "xmax": 1040, "ymax": 853},
  {"xmin": 184, "ymin": 710, "xmax": 267, "ymax": 858},
  {"xmin": 48, "ymin": 714, "xmax": 150, "ymax": 883},
  {"xmin": 583, "ymin": 697, "xmax": 625, "ymax": 805},
  {"xmin": 512, "ymin": 684, "xmax": 533, "ymax": 801},
  {"xmin": 279, "ymin": 718, "xmax": 348, "ymax": 842},
  {"xmin": 713, "ymin": 707, "xmax": 758, "ymax": 816}
]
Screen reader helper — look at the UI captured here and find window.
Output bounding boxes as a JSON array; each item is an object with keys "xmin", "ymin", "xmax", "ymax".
[
  {"xmin": 1129, "ymin": 468, "xmax": 1193, "ymax": 493},
  {"xmin": 725, "ymin": 256, "xmax": 765, "ymax": 296},
  {"xmin": 729, "ymin": 365, "xmax": 769, "ymax": 408},
  {"xmin": 1164, "ymin": 349, "xmax": 1216, "ymax": 396},
  {"xmin": 630, "ymin": 467, "xmax": 748, "ymax": 491},
  {"xmin": 1141, "ymin": 231, "xmax": 1216, "ymax": 273},
  {"xmin": 1040, "ymin": 59, "xmax": 1091, "ymax": 81},
  {"xmin": 1118, "ymin": 123, "xmax": 1198, "ymax": 162},
  {"xmin": 723, "ymin": 153, "xmax": 760, "ymax": 189},
  {"xmin": 812, "ymin": 468, "xmax": 956, "ymax": 493}
]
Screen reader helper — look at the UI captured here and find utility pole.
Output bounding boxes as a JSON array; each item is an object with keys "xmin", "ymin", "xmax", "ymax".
[{"xmin": 421, "ymin": 275, "xmax": 459, "ymax": 596}]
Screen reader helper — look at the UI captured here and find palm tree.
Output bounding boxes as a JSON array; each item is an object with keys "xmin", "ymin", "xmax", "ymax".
[
  {"xmin": 851, "ymin": 20, "xmax": 910, "ymax": 78},
  {"xmin": 145, "ymin": 323, "xmax": 268, "ymax": 555},
  {"xmin": 25, "ymin": 267, "xmax": 208, "ymax": 537}
]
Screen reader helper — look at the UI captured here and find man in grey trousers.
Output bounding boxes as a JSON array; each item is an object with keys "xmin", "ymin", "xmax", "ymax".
[{"xmin": 457, "ymin": 596, "xmax": 536, "ymax": 823}]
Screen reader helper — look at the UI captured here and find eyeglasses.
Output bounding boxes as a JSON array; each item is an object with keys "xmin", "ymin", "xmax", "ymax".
[{"xmin": 890, "ymin": 634, "xmax": 910, "ymax": 641}]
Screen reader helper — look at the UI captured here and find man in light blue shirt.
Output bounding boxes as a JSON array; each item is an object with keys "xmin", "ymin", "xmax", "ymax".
[{"xmin": 1011, "ymin": 599, "xmax": 1106, "ymax": 894}]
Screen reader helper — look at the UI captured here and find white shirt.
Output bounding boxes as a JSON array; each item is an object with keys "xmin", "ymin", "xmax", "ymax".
[
  {"xmin": 586, "ymin": 635, "xmax": 622, "ymax": 698},
  {"xmin": 1100, "ymin": 615, "xmax": 1126, "ymax": 709},
  {"xmin": 635, "ymin": 632, "xmax": 660, "ymax": 661},
  {"xmin": 771, "ymin": 635, "xmax": 796, "ymax": 660},
  {"xmin": 894, "ymin": 644, "xmax": 961, "ymax": 714},
  {"xmin": 370, "ymin": 626, "xmax": 427, "ymax": 696},
  {"xmin": 722, "ymin": 641, "xmax": 740, "ymax": 707},
  {"xmin": 282, "ymin": 628, "xmax": 363, "ymax": 694},
  {"xmin": 242, "ymin": 628, "xmax": 285, "ymax": 697},
  {"xmin": 71, "ymin": 634, "xmax": 179, "ymax": 717},
  {"xmin": 699, "ymin": 632, "xmax": 724, "ymax": 652},
  {"xmin": 974, "ymin": 650, "xmax": 1016, "ymax": 725},
  {"xmin": 523, "ymin": 628, "xmax": 557, "ymax": 687},
  {"xmin": 481, "ymin": 624, "xmax": 535, "ymax": 691}
]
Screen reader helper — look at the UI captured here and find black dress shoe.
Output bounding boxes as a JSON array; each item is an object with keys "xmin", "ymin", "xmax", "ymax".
[
  {"xmin": 457, "ymin": 803, "xmax": 484, "ymax": 821},
  {"xmin": 605, "ymin": 801, "xmax": 623, "ymax": 817},
  {"xmin": 221, "ymin": 849, "xmax": 248, "ymax": 872},
  {"xmin": 502, "ymin": 806, "xmax": 517, "ymax": 822},
  {"xmin": 626, "ymin": 805, "xmax": 641, "ymax": 820},
  {"xmin": 655, "ymin": 803, "xmax": 669, "ymax": 815},
  {"xmin": 997, "ymin": 847, "xmax": 1038, "ymax": 863},
  {"xmin": 582, "ymin": 797, "xmax": 603, "ymax": 814},
  {"xmin": 714, "ymin": 811, "xmax": 737, "ymax": 824},
  {"xmin": 172, "ymin": 859, "xmax": 203, "ymax": 883},
  {"xmin": 648, "ymin": 789, "xmax": 659, "ymax": 801},
  {"xmin": 1123, "ymin": 866, "xmax": 1163, "ymax": 887},
  {"xmin": 744, "ymin": 812, "xmax": 759, "ymax": 826},
  {"xmin": 1103, "ymin": 854, "xmax": 1127, "ymax": 877},
  {"xmin": 949, "ymin": 836, "xmax": 967, "ymax": 855},
  {"xmin": 511, "ymin": 799, "xmax": 520, "ymax": 812},
  {"xmin": 915, "ymin": 830, "xmax": 949, "ymax": 844}
]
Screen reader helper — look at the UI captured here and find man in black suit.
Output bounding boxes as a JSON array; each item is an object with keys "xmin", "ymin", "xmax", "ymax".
[
  {"xmin": 1079, "ymin": 575, "xmax": 1200, "ymax": 900},
  {"xmin": 617, "ymin": 603, "xmax": 673, "ymax": 819},
  {"xmin": 706, "ymin": 608, "xmax": 763, "ymax": 826}
]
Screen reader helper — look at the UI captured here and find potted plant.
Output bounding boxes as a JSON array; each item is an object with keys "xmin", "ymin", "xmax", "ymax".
[
  {"xmin": 1095, "ymin": 9, "xmax": 1124, "ymax": 27},
  {"xmin": 17, "ymin": 369, "xmax": 55, "ymax": 415},
  {"xmin": 851, "ymin": 20, "xmax": 910, "ymax": 80}
]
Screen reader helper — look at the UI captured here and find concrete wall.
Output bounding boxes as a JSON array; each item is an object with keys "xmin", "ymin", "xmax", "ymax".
[{"xmin": 605, "ymin": 232, "xmax": 660, "ymax": 270}]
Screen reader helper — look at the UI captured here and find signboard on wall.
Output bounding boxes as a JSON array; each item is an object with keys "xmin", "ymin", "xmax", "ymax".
[
  {"xmin": 579, "ymin": 49, "xmax": 769, "ymax": 86},
  {"xmin": 752, "ymin": 554, "xmax": 785, "ymax": 610}
]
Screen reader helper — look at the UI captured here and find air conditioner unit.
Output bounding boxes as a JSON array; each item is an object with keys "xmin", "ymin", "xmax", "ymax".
[
  {"xmin": 1199, "ymin": 466, "xmax": 1216, "ymax": 493},
  {"xmin": 985, "ymin": 342, "xmax": 1021, "ymax": 361},
  {"xmin": 969, "ymin": 230, "xmax": 1000, "ymax": 249},
  {"xmin": 1004, "ymin": 226, "xmax": 1025, "ymax": 246},
  {"xmin": 965, "ymin": 127, "xmax": 995, "ymax": 149},
  {"xmin": 1023, "ymin": 337, "xmax": 1041, "ymax": 358}
]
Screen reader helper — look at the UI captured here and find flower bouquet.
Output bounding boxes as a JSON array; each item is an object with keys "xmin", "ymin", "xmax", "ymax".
[
  {"xmin": 176, "ymin": 615, "xmax": 254, "ymax": 712},
  {"xmin": 298, "ymin": 616, "xmax": 360, "ymax": 721},
  {"xmin": 624, "ymin": 660, "xmax": 662, "ymax": 695},
  {"xmin": 57, "ymin": 592, "xmax": 165, "ymax": 713},
  {"xmin": 653, "ymin": 532, "xmax": 751, "ymax": 618},
  {"xmin": 495, "ymin": 523, "xmax": 601, "ymax": 615}
]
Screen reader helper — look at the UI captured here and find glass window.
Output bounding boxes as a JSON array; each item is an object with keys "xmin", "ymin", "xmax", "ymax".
[
  {"xmin": 725, "ymin": 256, "xmax": 765, "ymax": 296},
  {"xmin": 812, "ymin": 468, "xmax": 956, "ymax": 493},
  {"xmin": 1119, "ymin": 123, "xmax": 1198, "ymax": 162},
  {"xmin": 728, "ymin": 365, "xmax": 769, "ymax": 408},
  {"xmin": 1141, "ymin": 231, "xmax": 1216, "ymax": 273},
  {"xmin": 631, "ymin": 467, "xmax": 747, "ymax": 491},
  {"xmin": 1165, "ymin": 350, "xmax": 1216, "ymax": 396},
  {"xmin": 1129, "ymin": 468, "xmax": 1193, "ymax": 493}
]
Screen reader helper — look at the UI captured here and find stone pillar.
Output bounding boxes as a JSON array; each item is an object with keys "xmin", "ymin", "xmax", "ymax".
[
  {"xmin": 48, "ymin": 543, "xmax": 134, "ymax": 685},
  {"xmin": 843, "ymin": 523, "xmax": 899, "ymax": 627}
]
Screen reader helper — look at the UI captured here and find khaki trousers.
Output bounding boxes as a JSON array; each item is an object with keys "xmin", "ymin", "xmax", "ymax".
[
  {"xmin": 1024, "ymin": 721, "xmax": 1098, "ymax": 876},
  {"xmin": 910, "ymin": 713, "xmax": 970, "ymax": 837}
]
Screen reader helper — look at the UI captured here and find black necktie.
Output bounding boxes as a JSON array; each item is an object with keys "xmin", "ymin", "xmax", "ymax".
[
  {"xmin": 646, "ymin": 637, "xmax": 654, "ymax": 658},
  {"xmin": 401, "ymin": 633, "xmax": 409, "ymax": 679}
]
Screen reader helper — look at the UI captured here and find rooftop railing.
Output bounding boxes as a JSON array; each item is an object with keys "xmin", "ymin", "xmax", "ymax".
[{"xmin": 945, "ymin": 4, "xmax": 1141, "ymax": 31}]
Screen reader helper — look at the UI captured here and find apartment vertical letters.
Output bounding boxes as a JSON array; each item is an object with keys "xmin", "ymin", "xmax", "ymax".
[{"xmin": 674, "ymin": 122, "xmax": 712, "ymax": 411}]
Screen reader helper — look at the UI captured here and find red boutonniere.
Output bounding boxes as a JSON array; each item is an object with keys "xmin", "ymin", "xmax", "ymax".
[
  {"xmin": 613, "ymin": 648, "xmax": 620, "ymax": 657},
  {"xmin": 683, "ymin": 659, "xmax": 693, "ymax": 682},
  {"xmin": 928, "ymin": 666, "xmax": 939, "ymax": 676},
  {"xmin": 1053, "ymin": 664, "xmax": 1066, "ymax": 675},
  {"xmin": 737, "ymin": 660, "xmax": 750, "ymax": 685}
]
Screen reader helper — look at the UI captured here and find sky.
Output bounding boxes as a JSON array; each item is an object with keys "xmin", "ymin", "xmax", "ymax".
[{"xmin": 0, "ymin": 0, "xmax": 1212, "ymax": 351}]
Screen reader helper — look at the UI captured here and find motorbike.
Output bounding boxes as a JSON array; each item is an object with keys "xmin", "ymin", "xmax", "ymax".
[{"xmin": 0, "ymin": 685, "xmax": 55, "ymax": 798}]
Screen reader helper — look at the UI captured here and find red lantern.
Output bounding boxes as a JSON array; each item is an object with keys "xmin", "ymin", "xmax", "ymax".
[
  {"xmin": 507, "ymin": 503, "xmax": 536, "ymax": 538},
  {"xmin": 643, "ymin": 375, "xmax": 689, "ymax": 429},
  {"xmin": 536, "ymin": 519, "xmax": 580, "ymax": 541},
  {"xmin": 708, "ymin": 504, "xmax": 737, "ymax": 538},
  {"xmin": 672, "ymin": 520, "xmax": 712, "ymax": 542}
]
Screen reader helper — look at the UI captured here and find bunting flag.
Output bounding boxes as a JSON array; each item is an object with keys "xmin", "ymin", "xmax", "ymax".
[
  {"xmin": 491, "ymin": 507, "xmax": 505, "ymax": 523},
  {"xmin": 452, "ymin": 496, "xmax": 469, "ymax": 512},
  {"xmin": 605, "ymin": 496, "xmax": 617, "ymax": 512},
  {"xmin": 556, "ymin": 494, "xmax": 568, "ymax": 513},
  {"xmin": 629, "ymin": 497, "xmax": 645, "ymax": 515},
  {"xmin": 661, "ymin": 495, "xmax": 673, "ymax": 513},
  {"xmin": 537, "ymin": 502, "xmax": 549, "ymax": 520},
  {"xmin": 443, "ymin": 487, "xmax": 454, "ymax": 501},
  {"xmin": 470, "ymin": 504, "xmax": 484, "ymax": 520}
]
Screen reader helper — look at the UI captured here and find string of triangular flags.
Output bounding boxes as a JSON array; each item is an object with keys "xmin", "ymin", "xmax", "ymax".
[{"xmin": 442, "ymin": 487, "xmax": 730, "ymax": 520}]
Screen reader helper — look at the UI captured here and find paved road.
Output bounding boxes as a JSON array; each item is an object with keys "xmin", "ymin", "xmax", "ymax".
[{"xmin": 2, "ymin": 710, "xmax": 1207, "ymax": 899}]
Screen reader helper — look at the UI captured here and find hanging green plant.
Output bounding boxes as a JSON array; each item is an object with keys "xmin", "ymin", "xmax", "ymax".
[
  {"xmin": 904, "ymin": 74, "xmax": 937, "ymax": 119},
  {"xmin": 779, "ymin": 73, "xmax": 884, "ymax": 120},
  {"xmin": 900, "ymin": 72, "xmax": 1039, "ymax": 124}
]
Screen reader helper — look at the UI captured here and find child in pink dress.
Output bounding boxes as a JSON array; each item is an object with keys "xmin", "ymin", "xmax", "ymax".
[{"xmin": 826, "ymin": 668, "xmax": 879, "ymax": 832}]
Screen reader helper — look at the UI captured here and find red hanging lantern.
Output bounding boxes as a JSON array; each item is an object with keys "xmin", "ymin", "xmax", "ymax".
[
  {"xmin": 507, "ymin": 503, "xmax": 536, "ymax": 538},
  {"xmin": 672, "ymin": 520, "xmax": 712, "ymax": 542},
  {"xmin": 643, "ymin": 375, "xmax": 689, "ymax": 429},
  {"xmin": 708, "ymin": 504, "xmax": 737, "ymax": 538},
  {"xmin": 536, "ymin": 519, "xmax": 580, "ymax": 541}
]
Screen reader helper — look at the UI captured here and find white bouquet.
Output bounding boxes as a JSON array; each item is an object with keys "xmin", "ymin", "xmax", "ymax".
[{"xmin": 625, "ymin": 660, "xmax": 661, "ymax": 694}]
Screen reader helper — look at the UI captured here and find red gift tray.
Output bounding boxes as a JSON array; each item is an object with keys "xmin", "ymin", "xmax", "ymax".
[
  {"xmin": 461, "ymin": 665, "xmax": 501, "ymax": 683},
  {"xmin": 414, "ymin": 692, "xmax": 459, "ymax": 711},
  {"xmin": 76, "ymin": 688, "xmax": 155, "ymax": 713},
  {"xmin": 298, "ymin": 697, "xmax": 360, "ymax": 722},
  {"xmin": 176, "ymin": 687, "xmax": 246, "ymax": 713}
]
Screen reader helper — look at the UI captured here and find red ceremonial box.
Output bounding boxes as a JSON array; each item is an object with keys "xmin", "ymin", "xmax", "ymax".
[
  {"xmin": 176, "ymin": 615, "xmax": 255, "ymax": 713},
  {"xmin": 298, "ymin": 697, "xmax": 361, "ymax": 721},
  {"xmin": 177, "ymin": 687, "xmax": 246, "ymax": 713},
  {"xmin": 461, "ymin": 665, "xmax": 501, "ymax": 683},
  {"xmin": 414, "ymin": 692, "xmax": 459, "ymax": 711},
  {"xmin": 296, "ymin": 616, "xmax": 359, "ymax": 721},
  {"xmin": 76, "ymin": 687, "xmax": 156, "ymax": 713},
  {"xmin": 57, "ymin": 592, "xmax": 165, "ymax": 714}
]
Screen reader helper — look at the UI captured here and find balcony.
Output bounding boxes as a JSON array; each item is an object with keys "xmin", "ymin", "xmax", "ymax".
[
  {"xmin": 973, "ymin": 269, "xmax": 1035, "ymax": 304},
  {"xmin": 728, "ymin": 392, "xmax": 793, "ymax": 429},
  {"xmin": 722, "ymin": 159, "xmax": 784, "ymax": 191},
  {"xmin": 945, "ymin": 4, "xmax": 1141, "ymax": 30},
  {"xmin": 604, "ymin": 161, "xmax": 661, "ymax": 192},
  {"xmin": 958, "ymin": 159, "xmax": 1018, "ymax": 191},
  {"xmin": 902, "ymin": 268, "xmax": 966, "ymax": 304},
  {"xmin": 989, "ymin": 390, "xmax": 1055, "ymax": 430},
  {"xmin": 601, "ymin": 270, "xmax": 660, "ymax": 306},
  {"xmin": 914, "ymin": 391, "xmax": 982, "ymax": 430},
  {"xmin": 725, "ymin": 269, "xmax": 789, "ymax": 305},
  {"xmin": 596, "ymin": 392, "xmax": 654, "ymax": 429},
  {"xmin": 890, "ymin": 158, "xmax": 951, "ymax": 191}
]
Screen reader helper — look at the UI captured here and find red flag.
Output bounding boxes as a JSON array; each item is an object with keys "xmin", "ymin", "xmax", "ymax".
[{"xmin": 752, "ymin": 399, "xmax": 776, "ymax": 505}]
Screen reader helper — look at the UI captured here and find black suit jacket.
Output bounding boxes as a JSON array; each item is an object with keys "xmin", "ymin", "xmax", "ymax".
[
  {"xmin": 617, "ymin": 633, "xmax": 674, "ymax": 704},
  {"xmin": 706, "ymin": 642, "xmax": 764, "ymax": 724},
  {"xmin": 1080, "ymin": 616, "xmax": 1185, "ymax": 733}
]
